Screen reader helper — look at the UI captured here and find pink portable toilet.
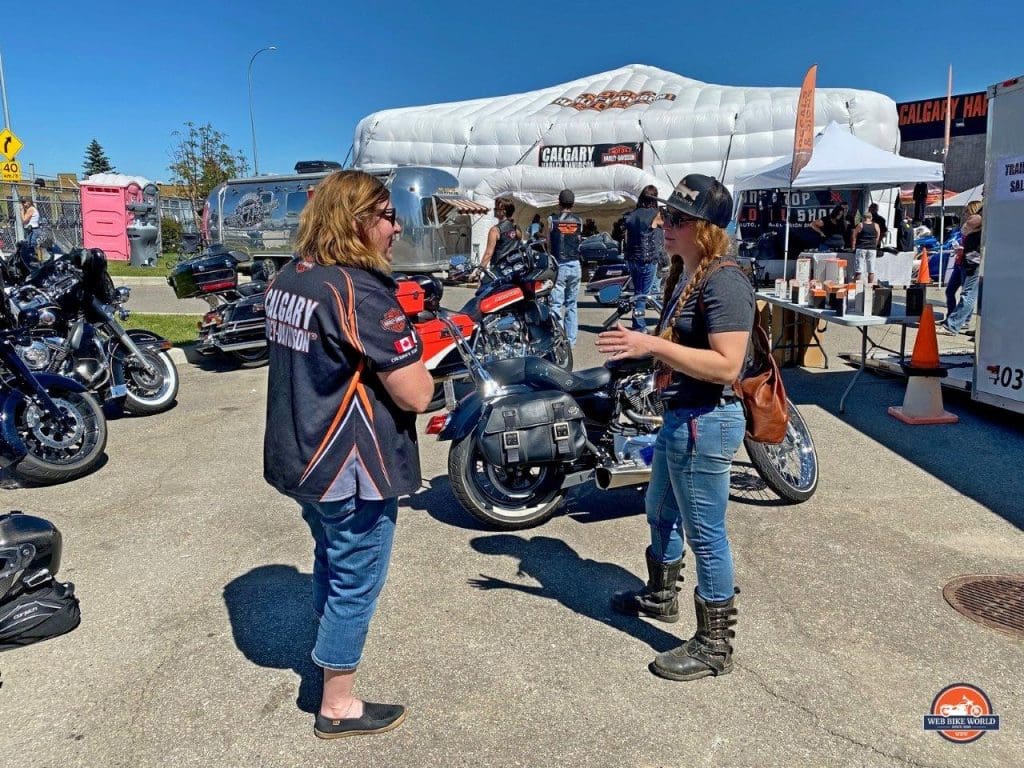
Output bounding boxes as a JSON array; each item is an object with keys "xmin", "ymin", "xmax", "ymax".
[{"xmin": 81, "ymin": 175, "xmax": 148, "ymax": 261}]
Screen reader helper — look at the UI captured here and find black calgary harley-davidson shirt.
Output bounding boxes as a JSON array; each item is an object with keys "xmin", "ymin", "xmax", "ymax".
[{"xmin": 263, "ymin": 260, "xmax": 423, "ymax": 502}]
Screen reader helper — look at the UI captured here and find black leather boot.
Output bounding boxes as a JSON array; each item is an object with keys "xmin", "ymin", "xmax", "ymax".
[
  {"xmin": 610, "ymin": 547, "xmax": 683, "ymax": 623},
  {"xmin": 650, "ymin": 588, "xmax": 738, "ymax": 681}
]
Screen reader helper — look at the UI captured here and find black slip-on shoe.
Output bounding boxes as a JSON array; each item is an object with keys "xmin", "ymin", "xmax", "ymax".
[{"xmin": 314, "ymin": 702, "xmax": 407, "ymax": 739}]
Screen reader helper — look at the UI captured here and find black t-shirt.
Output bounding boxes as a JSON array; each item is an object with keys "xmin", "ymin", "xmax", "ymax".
[
  {"xmin": 263, "ymin": 260, "xmax": 424, "ymax": 502},
  {"xmin": 657, "ymin": 263, "xmax": 755, "ymax": 408}
]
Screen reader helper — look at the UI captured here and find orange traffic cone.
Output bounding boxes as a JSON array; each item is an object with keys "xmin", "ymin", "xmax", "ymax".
[
  {"xmin": 888, "ymin": 304, "xmax": 958, "ymax": 425},
  {"xmin": 917, "ymin": 248, "xmax": 931, "ymax": 284}
]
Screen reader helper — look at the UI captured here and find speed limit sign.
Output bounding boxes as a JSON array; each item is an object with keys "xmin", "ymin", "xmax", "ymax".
[{"xmin": 1, "ymin": 160, "xmax": 21, "ymax": 182}]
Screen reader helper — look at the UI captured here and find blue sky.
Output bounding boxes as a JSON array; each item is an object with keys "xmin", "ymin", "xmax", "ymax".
[{"xmin": 2, "ymin": 0, "xmax": 1018, "ymax": 182}]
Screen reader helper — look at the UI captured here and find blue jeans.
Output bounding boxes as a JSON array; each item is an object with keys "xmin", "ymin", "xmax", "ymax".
[
  {"xmin": 945, "ymin": 272, "xmax": 979, "ymax": 333},
  {"xmin": 551, "ymin": 261, "xmax": 582, "ymax": 346},
  {"xmin": 25, "ymin": 227, "xmax": 37, "ymax": 250},
  {"xmin": 626, "ymin": 260, "xmax": 658, "ymax": 331},
  {"xmin": 644, "ymin": 402, "xmax": 746, "ymax": 603},
  {"xmin": 945, "ymin": 262, "xmax": 964, "ymax": 315},
  {"xmin": 299, "ymin": 496, "xmax": 398, "ymax": 670}
]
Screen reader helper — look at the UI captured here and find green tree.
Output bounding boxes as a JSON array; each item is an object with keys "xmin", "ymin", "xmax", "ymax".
[
  {"xmin": 83, "ymin": 138, "xmax": 115, "ymax": 176},
  {"xmin": 167, "ymin": 122, "xmax": 250, "ymax": 221}
]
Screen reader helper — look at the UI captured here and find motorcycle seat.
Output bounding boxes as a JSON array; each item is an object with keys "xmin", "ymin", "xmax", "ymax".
[
  {"xmin": 487, "ymin": 357, "xmax": 611, "ymax": 393},
  {"xmin": 605, "ymin": 355, "xmax": 655, "ymax": 375},
  {"xmin": 459, "ymin": 296, "xmax": 482, "ymax": 323},
  {"xmin": 237, "ymin": 281, "xmax": 266, "ymax": 297}
]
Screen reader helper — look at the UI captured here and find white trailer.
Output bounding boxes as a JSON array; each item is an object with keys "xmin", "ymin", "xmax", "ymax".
[{"xmin": 971, "ymin": 75, "xmax": 1024, "ymax": 413}]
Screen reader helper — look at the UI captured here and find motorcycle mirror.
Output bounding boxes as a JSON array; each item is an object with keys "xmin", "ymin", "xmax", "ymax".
[{"xmin": 597, "ymin": 285, "xmax": 623, "ymax": 304}]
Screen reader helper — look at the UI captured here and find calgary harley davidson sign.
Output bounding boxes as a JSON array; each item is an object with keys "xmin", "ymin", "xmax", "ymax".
[
  {"xmin": 539, "ymin": 143, "xmax": 644, "ymax": 170},
  {"xmin": 551, "ymin": 90, "xmax": 676, "ymax": 111}
]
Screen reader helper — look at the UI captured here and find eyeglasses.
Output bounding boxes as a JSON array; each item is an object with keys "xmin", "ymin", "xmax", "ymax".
[
  {"xmin": 660, "ymin": 207, "xmax": 700, "ymax": 228},
  {"xmin": 378, "ymin": 207, "xmax": 398, "ymax": 225}
]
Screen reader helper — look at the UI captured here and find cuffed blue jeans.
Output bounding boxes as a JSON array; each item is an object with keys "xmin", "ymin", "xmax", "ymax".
[
  {"xmin": 299, "ymin": 496, "xmax": 398, "ymax": 671},
  {"xmin": 645, "ymin": 403, "xmax": 746, "ymax": 603},
  {"xmin": 626, "ymin": 260, "xmax": 659, "ymax": 331},
  {"xmin": 551, "ymin": 261, "xmax": 582, "ymax": 346},
  {"xmin": 945, "ymin": 272, "xmax": 980, "ymax": 333}
]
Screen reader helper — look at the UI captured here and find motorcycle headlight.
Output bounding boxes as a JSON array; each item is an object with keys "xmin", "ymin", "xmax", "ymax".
[{"xmin": 115, "ymin": 286, "xmax": 131, "ymax": 304}]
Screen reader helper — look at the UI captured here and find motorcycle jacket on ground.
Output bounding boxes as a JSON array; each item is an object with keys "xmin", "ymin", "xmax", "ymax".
[
  {"xmin": 623, "ymin": 208, "xmax": 665, "ymax": 264},
  {"xmin": 548, "ymin": 212, "xmax": 583, "ymax": 264}
]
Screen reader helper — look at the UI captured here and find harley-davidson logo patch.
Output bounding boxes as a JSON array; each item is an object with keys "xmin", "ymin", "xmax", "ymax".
[{"xmin": 380, "ymin": 307, "xmax": 407, "ymax": 333}]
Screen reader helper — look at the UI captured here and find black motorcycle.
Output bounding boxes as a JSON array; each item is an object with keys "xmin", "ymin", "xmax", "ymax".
[
  {"xmin": 3, "ymin": 244, "xmax": 179, "ymax": 416},
  {"xmin": 425, "ymin": 294, "xmax": 818, "ymax": 529},
  {"xmin": 0, "ymin": 269, "xmax": 107, "ymax": 485}
]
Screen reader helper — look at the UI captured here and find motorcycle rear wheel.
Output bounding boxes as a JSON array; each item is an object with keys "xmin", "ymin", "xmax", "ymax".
[
  {"xmin": 120, "ymin": 349, "xmax": 179, "ymax": 415},
  {"xmin": 744, "ymin": 399, "xmax": 818, "ymax": 503},
  {"xmin": 13, "ymin": 390, "xmax": 107, "ymax": 485},
  {"xmin": 229, "ymin": 347, "xmax": 270, "ymax": 368},
  {"xmin": 448, "ymin": 435, "xmax": 567, "ymax": 530},
  {"xmin": 542, "ymin": 324, "xmax": 573, "ymax": 371}
]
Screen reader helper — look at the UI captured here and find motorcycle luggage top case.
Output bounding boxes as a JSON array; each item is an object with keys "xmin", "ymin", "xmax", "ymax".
[
  {"xmin": 479, "ymin": 391, "xmax": 586, "ymax": 466},
  {"xmin": 167, "ymin": 253, "xmax": 239, "ymax": 299},
  {"xmin": 395, "ymin": 280, "xmax": 426, "ymax": 315}
]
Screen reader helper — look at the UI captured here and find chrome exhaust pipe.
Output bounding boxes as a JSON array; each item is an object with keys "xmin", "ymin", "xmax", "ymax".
[
  {"xmin": 594, "ymin": 462, "xmax": 652, "ymax": 490},
  {"xmin": 215, "ymin": 340, "xmax": 268, "ymax": 352}
]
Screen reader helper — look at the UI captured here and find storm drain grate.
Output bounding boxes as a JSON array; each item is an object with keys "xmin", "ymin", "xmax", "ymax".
[{"xmin": 943, "ymin": 575, "xmax": 1024, "ymax": 640}]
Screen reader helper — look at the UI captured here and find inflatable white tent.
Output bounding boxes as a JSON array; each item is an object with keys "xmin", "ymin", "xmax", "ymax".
[{"xmin": 353, "ymin": 63, "xmax": 899, "ymax": 193}]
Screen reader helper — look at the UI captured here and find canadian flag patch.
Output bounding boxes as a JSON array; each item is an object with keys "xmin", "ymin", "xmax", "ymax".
[{"xmin": 394, "ymin": 335, "xmax": 416, "ymax": 353}]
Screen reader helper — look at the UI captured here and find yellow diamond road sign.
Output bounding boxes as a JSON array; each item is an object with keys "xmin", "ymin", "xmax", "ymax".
[{"xmin": 0, "ymin": 129, "xmax": 23, "ymax": 160}]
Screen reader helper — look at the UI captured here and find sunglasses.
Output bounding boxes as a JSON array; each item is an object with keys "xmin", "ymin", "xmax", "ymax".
[
  {"xmin": 660, "ymin": 207, "xmax": 701, "ymax": 228},
  {"xmin": 378, "ymin": 207, "xmax": 398, "ymax": 225}
]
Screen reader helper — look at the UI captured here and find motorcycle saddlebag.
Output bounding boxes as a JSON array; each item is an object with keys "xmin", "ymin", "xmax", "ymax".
[
  {"xmin": 167, "ymin": 252, "xmax": 239, "ymax": 299},
  {"xmin": 478, "ymin": 391, "xmax": 586, "ymax": 466},
  {"xmin": 0, "ymin": 579, "xmax": 80, "ymax": 651}
]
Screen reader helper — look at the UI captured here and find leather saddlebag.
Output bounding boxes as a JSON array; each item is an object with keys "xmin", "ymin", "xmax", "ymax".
[{"xmin": 478, "ymin": 391, "xmax": 586, "ymax": 465}]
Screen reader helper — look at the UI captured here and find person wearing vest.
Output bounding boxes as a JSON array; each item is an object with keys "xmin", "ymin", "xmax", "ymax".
[
  {"xmin": 598, "ymin": 174, "xmax": 753, "ymax": 683},
  {"xmin": 622, "ymin": 184, "xmax": 665, "ymax": 331},
  {"xmin": 479, "ymin": 199, "xmax": 522, "ymax": 275},
  {"xmin": 850, "ymin": 212, "xmax": 880, "ymax": 280},
  {"xmin": 547, "ymin": 189, "xmax": 583, "ymax": 346}
]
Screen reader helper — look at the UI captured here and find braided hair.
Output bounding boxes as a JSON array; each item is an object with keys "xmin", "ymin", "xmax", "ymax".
[{"xmin": 659, "ymin": 220, "xmax": 731, "ymax": 341}]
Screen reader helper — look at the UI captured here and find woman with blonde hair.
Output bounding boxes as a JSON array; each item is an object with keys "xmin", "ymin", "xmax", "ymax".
[
  {"xmin": 264, "ymin": 170, "xmax": 433, "ymax": 738},
  {"xmin": 940, "ymin": 200, "xmax": 984, "ymax": 336},
  {"xmin": 598, "ymin": 174, "xmax": 754, "ymax": 681}
]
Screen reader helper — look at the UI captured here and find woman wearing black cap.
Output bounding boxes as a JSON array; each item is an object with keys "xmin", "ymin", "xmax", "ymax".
[{"xmin": 597, "ymin": 174, "xmax": 754, "ymax": 682}]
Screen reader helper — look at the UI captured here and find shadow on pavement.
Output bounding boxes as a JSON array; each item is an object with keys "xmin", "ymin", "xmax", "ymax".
[
  {"xmin": 783, "ymin": 365, "xmax": 1024, "ymax": 530},
  {"xmin": 468, "ymin": 534, "xmax": 681, "ymax": 652},
  {"xmin": 223, "ymin": 565, "xmax": 321, "ymax": 713},
  {"xmin": 406, "ymin": 475, "xmax": 495, "ymax": 531}
]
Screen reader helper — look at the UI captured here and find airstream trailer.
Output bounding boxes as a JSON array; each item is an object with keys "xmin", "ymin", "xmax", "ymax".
[{"xmin": 202, "ymin": 165, "xmax": 485, "ymax": 273}]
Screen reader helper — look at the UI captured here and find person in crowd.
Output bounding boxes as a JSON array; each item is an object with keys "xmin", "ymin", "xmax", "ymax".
[
  {"xmin": 622, "ymin": 184, "xmax": 665, "ymax": 331},
  {"xmin": 20, "ymin": 197, "xmax": 39, "ymax": 254},
  {"xmin": 548, "ymin": 189, "xmax": 583, "ymax": 346},
  {"xmin": 611, "ymin": 213, "xmax": 627, "ymax": 253},
  {"xmin": 263, "ymin": 170, "xmax": 433, "ymax": 739},
  {"xmin": 868, "ymin": 203, "xmax": 888, "ymax": 245},
  {"xmin": 527, "ymin": 213, "xmax": 543, "ymax": 242},
  {"xmin": 810, "ymin": 203, "xmax": 849, "ymax": 250},
  {"xmin": 478, "ymin": 198, "xmax": 522, "ymax": 274},
  {"xmin": 942, "ymin": 200, "xmax": 982, "ymax": 316},
  {"xmin": 850, "ymin": 211, "xmax": 880, "ymax": 280},
  {"xmin": 940, "ymin": 203, "xmax": 983, "ymax": 336},
  {"xmin": 582, "ymin": 217, "xmax": 598, "ymax": 237},
  {"xmin": 597, "ymin": 174, "xmax": 754, "ymax": 682},
  {"xmin": 896, "ymin": 210, "xmax": 915, "ymax": 252}
]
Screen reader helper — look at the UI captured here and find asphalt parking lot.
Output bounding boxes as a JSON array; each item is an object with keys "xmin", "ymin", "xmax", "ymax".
[{"xmin": 2, "ymin": 282, "xmax": 1022, "ymax": 767}]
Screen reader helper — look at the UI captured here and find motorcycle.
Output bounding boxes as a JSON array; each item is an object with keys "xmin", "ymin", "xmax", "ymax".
[
  {"xmin": 0, "ymin": 267, "xmax": 107, "ymax": 485},
  {"xmin": 4, "ymin": 244, "xmax": 179, "ymax": 416},
  {"xmin": 424, "ymin": 287, "xmax": 818, "ymax": 529}
]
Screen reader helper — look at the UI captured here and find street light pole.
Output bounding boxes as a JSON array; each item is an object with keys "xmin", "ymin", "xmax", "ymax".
[{"xmin": 247, "ymin": 45, "xmax": 277, "ymax": 176}]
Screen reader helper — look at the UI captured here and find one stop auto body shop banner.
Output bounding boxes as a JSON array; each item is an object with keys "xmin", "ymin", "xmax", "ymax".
[
  {"xmin": 737, "ymin": 188, "xmax": 865, "ymax": 250},
  {"xmin": 538, "ymin": 142, "xmax": 645, "ymax": 169}
]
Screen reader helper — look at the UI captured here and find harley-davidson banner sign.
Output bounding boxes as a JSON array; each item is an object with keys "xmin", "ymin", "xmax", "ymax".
[{"xmin": 538, "ymin": 143, "xmax": 644, "ymax": 169}]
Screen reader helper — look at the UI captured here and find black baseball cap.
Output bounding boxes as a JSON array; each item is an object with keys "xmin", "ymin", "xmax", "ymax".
[{"xmin": 659, "ymin": 174, "xmax": 733, "ymax": 228}]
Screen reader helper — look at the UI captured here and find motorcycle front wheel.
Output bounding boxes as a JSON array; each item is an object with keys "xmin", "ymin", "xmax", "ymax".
[
  {"xmin": 14, "ymin": 390, "xmax": 107, "ymax": 485},
  {"xmin": 744, "ymin": 399, "xmax": 818, "ymax": 503},
  {"xmin": 119, "ymin": 349, "xmax": 179, "ymax": 415},
  {"xmin": 448, "ymin": 435, "xmax": 567, "ymax": 530}
]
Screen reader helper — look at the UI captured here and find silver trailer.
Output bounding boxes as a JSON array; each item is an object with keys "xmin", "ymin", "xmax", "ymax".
[{"xmin": 203, "ymin": 165, "xmax": 485, "ymax": 273}]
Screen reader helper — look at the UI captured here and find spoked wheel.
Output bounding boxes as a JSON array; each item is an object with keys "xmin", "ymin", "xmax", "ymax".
[
  {"xmin": 744, "ymin": 399, "xmax": 818, "ymax": 503},
  {"xmin": 120, "ymin": 349, "xmax": 179, "ymax": 415},
  {"xmin": 14, "ymin": 390, "xmax": 107, "ymax": 484},
  {"xmin": 541, "ymin": 324, "xmax": 574, "ymax": 371},
  {"xmin": 448, "ymin": 435, "xmax": 567, "ymax": 530}
]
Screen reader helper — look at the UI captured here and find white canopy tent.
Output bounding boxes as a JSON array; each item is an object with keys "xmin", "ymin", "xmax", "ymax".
[
  {"xmin": 927, "ymin": 183, "xmax": 983, "ymax": 211},
  {"xmin": 734, "ymin": 122, "xmax": 945, "ymax": 278}
]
